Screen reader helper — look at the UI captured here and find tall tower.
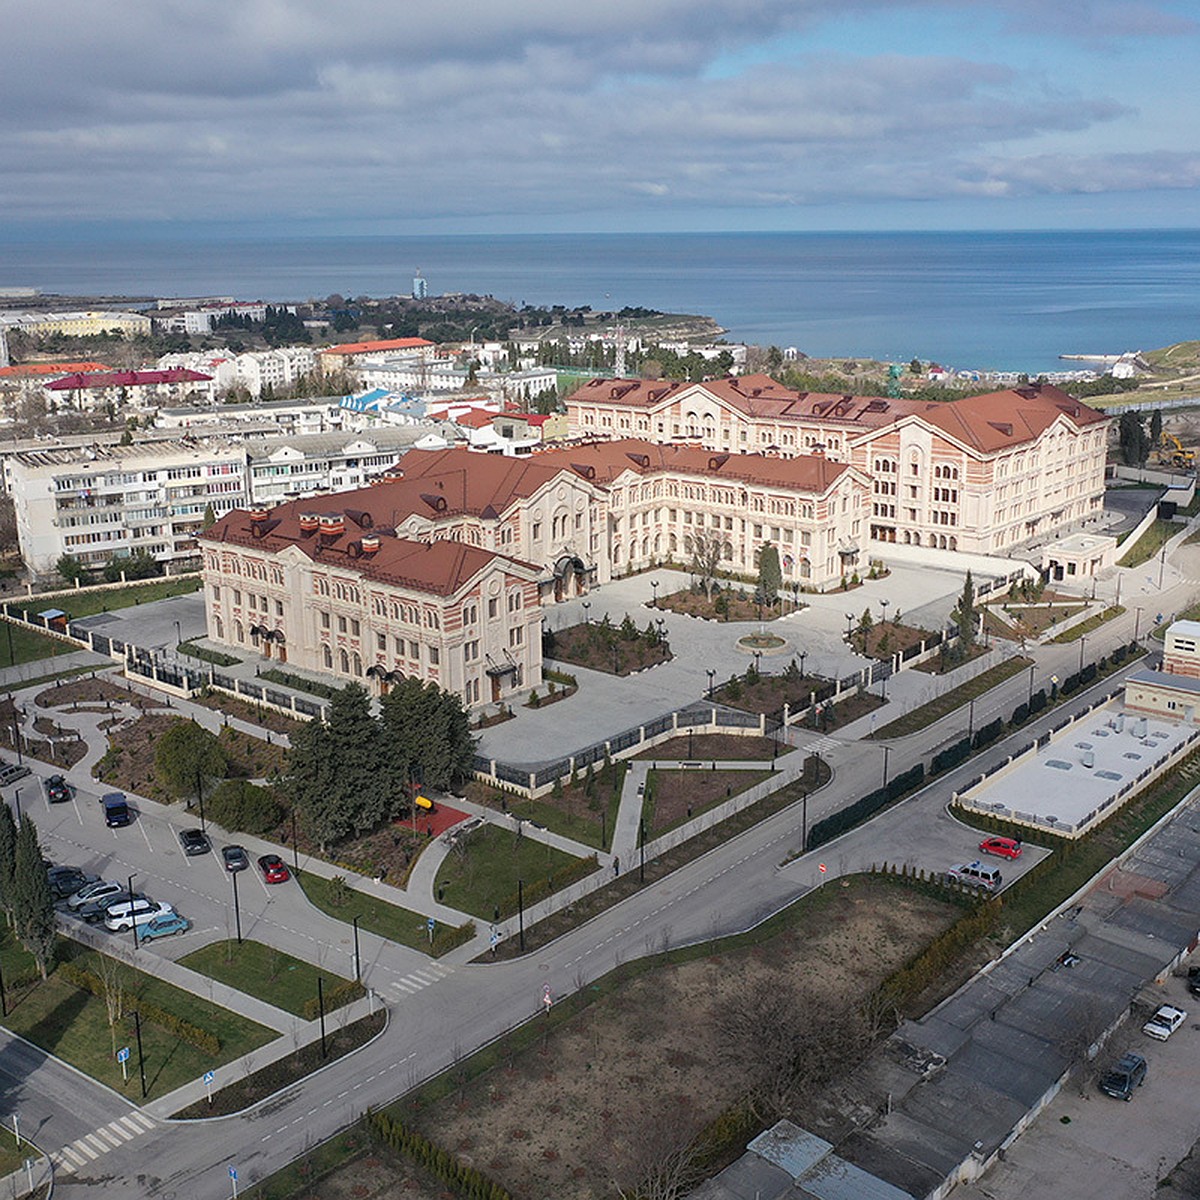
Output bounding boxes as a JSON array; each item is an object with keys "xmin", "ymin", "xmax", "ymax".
[
  {"xmin": 614, "ymin": 324, "xmax": 627, "ymax": 378},
  {"xmin": 412, "ymin": 270, "xmax": 427, "ymax": 301},
  {"xmin": 0, "ymin": 327, "xmax": 8, "ymax": 369}
]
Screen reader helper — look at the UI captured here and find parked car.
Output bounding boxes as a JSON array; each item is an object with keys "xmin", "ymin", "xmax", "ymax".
[
  {"xmin": 1099, "ymin": 1052, "xmax": 1148, "ymax": 1100},
  {"xmin": 946, "ymin": 861, "xmax": 1003, "ymax": 892},
  {"xmin": 0, "ymin": 763, "xmax": 32, "ymax": 786},
  {"xmin": 67, "ymin": 879, "xmax": 124, "ymax": 911},
  {"xmin": 105, "ymin": 900, "xmax": 173, "ymax": 933},
  {"xmin": 222, "ymin": 845, "xmax": 249, "ymax": 873},
  {"xmin": 101, "ymin": 792, "xmax": 132, "ymax": 828},
  {"xmin": 1143, "ymin": 1004, "xmax": 1187, "ymax": 1041},
  {"xmin": 137, "ymin": 912, "xmax": 190, "ymax": 942},
  {"xmin": 258, "ymin": 854, "xmax": 290, "ymax": 884},
  {"xmin": 1186, "ymin": 966, "xmax": 1200, "ymax": 998},
  {"xmin": 45, "ymin": 775, "xmax": 73, "ymax": 803},
  {"xmin": 49, "ymin": 869, "xmax": 97, "ymax": 899},
  {"xmin": 179, "ymin": 828, "xmax": 211, "ymax": 856},
  {"xmin": 81, "ymin": 892, "xmax": 145, "ymax": 924},
  {"xmin": 978, "ymin": 836, "xmax": 1022, "ymax": 860}
]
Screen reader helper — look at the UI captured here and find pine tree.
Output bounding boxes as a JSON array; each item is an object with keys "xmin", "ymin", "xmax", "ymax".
[
  {"xmin": 13, "ymin": 815, "xmax": 56, "ymax": 977},
  {"xmin": 757, "ymin": 542, "xmax": 782, "ymax": 606},
  {"xmin": 0, "ymin": 800, "xmax": 16, "ymax": 926}
]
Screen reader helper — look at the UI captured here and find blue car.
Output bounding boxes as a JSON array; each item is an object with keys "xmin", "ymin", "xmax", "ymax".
[{"xmin": 137, "ymin": 912, "xmax": 190, "ymax": 942}]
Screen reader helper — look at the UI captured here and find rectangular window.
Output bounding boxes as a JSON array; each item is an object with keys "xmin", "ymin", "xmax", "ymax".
[
  {"xmin": 275, "ymin": 600, "xmax": 283, "ymax": 617},
  {"xmin": 350, "ymin": 619, "xmax": 360, "ymax": 637},
  {"xmin": 488, "ymin": 597, "xmax": 498, "ymax": 619},
  {"xmin": 320, "ymin": 611, "xmax": 330, "ymax": 629},
  {"xmin": 337, "ymin": 615, "xmax": 347, "ymax": 633},
  {"xmin": 376, "ymin": 633, "xmax": 386, "ymax": 651},
  {"xmin": 410, "ymin": 639, "xmax": 420, "ymax": 658},
  {"xmin": 430, "ymin": 646, "xmax": 440, "ymax": 666},
  {"xmin": 233, "ymin": 589, "xmax": 242, "ymax": 606}
]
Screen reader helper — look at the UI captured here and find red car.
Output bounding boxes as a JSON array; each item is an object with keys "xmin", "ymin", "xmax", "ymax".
[
  {"xmin": 979, "ymin": 836, "xmax": 1022, "ymax": 860},
  {"xmin": 258, "ymin": 854, "xmax": 291, "ymax": 883}
]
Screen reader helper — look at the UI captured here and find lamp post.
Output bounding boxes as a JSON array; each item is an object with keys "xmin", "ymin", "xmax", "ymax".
[
  {"xmin": 880, "ymin": 598, "xmax": 890, "ymax": 626},
  {"xmin": 1159, "ymin": 548, "xmax": 1167, "ymax": 591},
  {"xmin": 651, "ymin": 580, "xmax": 659, "ymax": 608},
  {"xmin": 195, "ymin": 767, "xmax": 206, "ymax": 835},
  {"xmin": 1134, "ymin": 607, "xmax": 1142, "ymax": 642},
  {"xmin": 792, "ymin": 582, "xmax": 800, "ymax": 613},
  {"xmin": 174, "ymin": 620, "xmax": 182, "ymax": 648},
  {"xmin": 798, "ymin": 649, "xmax": 807, "ymax": 678},
  {"xmin": 582, "ymin": 601, "xmax": 591, "ymax": 626},
  {"xmin": 231, "ymin": 868, "xmax": 243, "ymax": 945},
  {"xmin": 882, "ymin": 745, "xmax": 890, "ymax": 788},
  {"xmin": 1027, "ymin": 662, "xmax": 1035, "ymax": 707},
  {"xmin": 655, "ymin": 617, "xmax": 665, "ymax": 646},
  {"xmin": 127, "ymin": 874, "xmax": 138, "ymax": 953},
  {"xmin": 706, "ymin": 668, "xmax": 716, "ymax": 699},
  {"xmin": 639, "ymin": 818, "xmax": 646, "ymax": 883},
  {"xmin": 753, "ymin": 650, "xmax": 762, "ymax": 677},
  {"xmin": 12, "ymin": 788, "xmax": 20, "ymax": 824},
  {"xmin": 1079, "ymin": 634, "xmax": 1087, "ymax": 675},
  {"xmin": 352, "ymin": 915, "xmax": 361, "ymax": 983},
  {"xmin": 845, "ymin": 612, "xmax": 855, "ymax": 641},
  {"xmin": 968, "ymin": 697, "xmax": 975, "ymax": 738},
  {"xmin": 517, "ymin": 879, "xmax": 525, "ymax": 952},
  {"xmin": 290, "ymin": 807, "xmax": 300, "ymax": 872},
  {"xmin": 801, "ymin": 788, "xmax": 808, "ymax": 853}
]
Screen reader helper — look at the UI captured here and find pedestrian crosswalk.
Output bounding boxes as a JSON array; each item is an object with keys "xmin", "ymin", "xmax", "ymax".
[
  {"xmin": 386, "ymin": 960, "xmax": 454, "ymax": 997},
  {"xmin": 51, "ymin": 1110, "xmax": 155, "ymax": 1175},
  {"xmin": 800, "ymin": 735, "xmax": 840, "ymax": 757}
]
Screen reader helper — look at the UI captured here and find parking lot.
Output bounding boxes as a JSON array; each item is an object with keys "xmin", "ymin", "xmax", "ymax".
[{"xmin": 956, "ymin": 971, "xmax": 1200, "ymax": 1200}]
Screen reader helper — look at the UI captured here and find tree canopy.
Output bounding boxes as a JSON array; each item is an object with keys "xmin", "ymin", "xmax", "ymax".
[
  {"xmin": 154, "ymin": 719, "xmax": 229, "ymax": 802},
  {"xmin": 757, "ymin": 543, "xmax": 782, "ymax": 605}
]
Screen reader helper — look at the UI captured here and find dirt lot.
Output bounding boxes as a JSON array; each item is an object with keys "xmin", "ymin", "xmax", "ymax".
[
  {"xmin": 634, "ymin": 733, "xmax": 789, "ymax": 761},
  {"xmin": 271, "ymin": 1147, "xmax": 449, "ymax": 1200},
  {"xmin": 394, "ymin": 875, "xmax": 959, "ymax": 1200},
  {"xmin": 646, "ymin": 767, "xmax": 773, "ymax": 833}
]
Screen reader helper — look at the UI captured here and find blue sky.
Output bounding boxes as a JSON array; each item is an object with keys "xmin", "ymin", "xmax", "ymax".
[{"xmin": 1, "ymin": 0, "xmax": 1197, "ymax": 236}]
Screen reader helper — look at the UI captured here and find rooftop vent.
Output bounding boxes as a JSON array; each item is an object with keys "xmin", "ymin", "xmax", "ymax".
[
  {"xmin": 318, "ymin": 513, "xmax": 345, "ymax": 537},
  {"xmin": 571, "ymin": 462, "xmax": 596, "ymax": 480},
  {"xmin": 344, "ymin": 508, "xmax": 374, "ymax": 529},
  {"xmin": 360, "ymin": 535, "xmax": 380, "ymax": 555},
  {"xmin": 420, "ymin": 492, "xmax": 448, "ymax": 513},
  {"xmin": 298, "ymin": 512, "xmax": 320, "ymax": 536}
]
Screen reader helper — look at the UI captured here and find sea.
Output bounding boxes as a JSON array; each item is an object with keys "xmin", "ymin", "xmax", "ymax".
[{"xmin": 2, "ymin": 228, "xmax": 1198, "ymax": 375}]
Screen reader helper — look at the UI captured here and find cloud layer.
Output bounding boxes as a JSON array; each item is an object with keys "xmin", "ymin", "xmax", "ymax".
[{"xmin": 1, "ymin": 0, "xmax": 1196, "ymax": 227}]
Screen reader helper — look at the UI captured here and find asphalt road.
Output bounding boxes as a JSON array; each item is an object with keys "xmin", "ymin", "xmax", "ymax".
[{"xmin": 6, "ymin": 582, "xmax": 1194, "ymax": 1197}]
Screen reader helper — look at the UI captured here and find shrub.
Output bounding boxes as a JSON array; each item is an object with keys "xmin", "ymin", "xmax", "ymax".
[
  {"xmin": 301, "ymin": 978, "xmax": 366, "ymax": 1020},
  {"xmin": 431, "ymin": 920, "xmax": 476, "ymax": 956},
  {"xmin": 496, "ymin": 855, "xmax": 598, "ymax": 918},
  {"xmin": 1029, "ymin": 688, "xmax": 1047, "ymax": 714},
  {"xmin": 972, "ymin": 718, "xmax": 1002, "ymax": 750},
  {"xmin": 206, "ymin": 780, "xmax": 283, "ymax": 835},
  {"xmin": 932, "ymin": 736, "xmax": 971, "ymax": 775},
  {"xmin": 1011, "ymin": 701, "xmax": 1030, "ymax": 726}
]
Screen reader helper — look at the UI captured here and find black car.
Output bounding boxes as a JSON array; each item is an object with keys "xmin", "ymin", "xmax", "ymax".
[
  {"xmin": 221, "ymin": 845, "xmax": 249, "ymax": 872},
  {"xmin": 1099, "ymin": 1052, "xmax": 1148, "ymax": 1100},
  {"xmin": 48, "ymin": 868, "xmax": 97, "ymax": 899},
  {"xmin": 1187, "ymin": 966, "xmax": 1200, "ymax": 997},
  {"xmin": 45, "ymin": 775, "xmax": 72, "ymax": 803},
  {"xmin": 80, "ymin": 892, "xmax": 145, "ymax": 923},
  {"xmin": 179, "ymin": 828, "xmax": 212, "ymax": 856}
]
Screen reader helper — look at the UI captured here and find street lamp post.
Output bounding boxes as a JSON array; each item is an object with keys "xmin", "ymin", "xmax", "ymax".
[
  {"xmin": 517, "ymin": 879, "xmax": 525, "ymax": 952},
  {"xmin": 1079, "ymin": 635, "xmax": 1087, "ymax": 675},
  {"xmin": 1134, "ymin": 607, "xmax": 1142, "ymax": 642},
  {"xmin": 290, "ymin": 808, "xmax": 300, "ymax": 872},
  {"xmin": 12, "ymin": 788, "xmax": 20, "ymax": 824},
  {"xmin": 639, "ymin": 818, "xmax": 646, "ymax": 883},
  {"xmin": 352, "ymin": 915, "xmax": 361, "ymax": 983},
  {"xmin": 1027, "ymin": 663, "xmax": 1035, "ymax": 707},
  {"xmin": 231, "ymin": 868, "xmax": 243, "ymax": 945},
  {"xmin": 882, "ymin": 745, "xmax": 890, "ymax": 787},
  {"xmin": 706, "ymin": 668, "xmax": 716, "ymax": 699},
  {"xmin": 845, "ymin": 612, "xmax": 855, "ymax": 641},
  {"xmin": 801, "ymin": 788, "xmax": 808, "ymax": 853},
  {"xmin": 798, "ymin": 649, "xmax": 807, "ymax": 678},
  {"xmin": 582, "ymin": 601, "xmax": 591, "ymax": 626},
  {"xmin": 1159, "ymin": 548, "xmax": 1166, "ymax": 591},
  {"xmin": 174, "ymin": 620, "xmax": 182, "ymax": 648},
  {"xmin": 880, "ymin": 598, "xmax": 890, "ymax": 626},
  {"xmin": 127, "ymin": 874, "xmax": 138, "ymax": 953},
  {"xmin": 968, "ymin": 697, "xmax": 975, "ymax": 738},
  {"xmin": 651, "ymin": 580, "xmax": 659, "ymax": 608},
  {"xmin": 753, "ymin": 650, "xmax": 762, "ymax": 677},
  {"xmin": 195, "ymin": 767, "xmax": 206, "ymax": 834}
]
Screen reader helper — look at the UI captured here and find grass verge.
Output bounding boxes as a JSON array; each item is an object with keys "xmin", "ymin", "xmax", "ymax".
[
  {"xmin": 29, "ymin": 577, "xmax": 202, "ymax": 619},
  {"xmin": 0, "ymin": 1126, "xmax": 31, "ymax": 1178},
  {"xmin": 172, "ymin": 1011, "xmax": 386, "ymax": 1119},
  {"xmin": 0, "ymin": 621, "xmax": 81, "ymax": 668},
  {"xmin": 1048, "ymin": 604, "xmax": 1125, "ymax": 643},
  {"xmin": 872, "ymin": 656, "xmax": 1033, "ymax": 739},
  {"xmin": 178, "ymin": 939, "xmax": 362, "ymax": 1019},
  {"xmin": 296, "ymin": 870, "xmax": 456, "ymax": 955},
  {"xmin": 509, "ymin": 787, "xmax": 621, "ymax": 851},
  {"xmin": 434, "ymin": 824, "xmax": 582, "ymax": 920},
  {"xmin": 1117, "ymin": 518, "xmax": 1175, "ymax": 567},
  {"xmin": 0, "ymin": 936, "xmax": 275, "ymax": 1101},
  {"xmin": 485, "ymin": 758, "xmax": 829, "ymax": 960}
]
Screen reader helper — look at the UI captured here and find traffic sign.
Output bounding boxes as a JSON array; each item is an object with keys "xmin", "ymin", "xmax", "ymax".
[
  {"xmin": 818, "ymin": 863, "xmax": 826, "ymax": 874},
  {"xmin": 117, "ymin": 1047, "xmax": 130, "ymax": 1063},
  {"xmin": 204, "ymin": 1071, "xmax": 215, "ymax": 1085},
  {"xmin": 230, "ymin": 1166, "xmax": 238, "ymax": 1180},
  {"xmin": 426, "ymin": 917, "xmax": 436, "ymax": 931}
]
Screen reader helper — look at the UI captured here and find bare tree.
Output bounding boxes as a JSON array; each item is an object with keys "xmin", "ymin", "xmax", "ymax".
[
  {"xmin": 686, "ymin": 531, "xmax": 725, "ymax": 600},
  {"xmin": 612, "ymin": 1107, "xmax": 706, "ymax": 1200},
  {"xmin": 1061, "ymin": 998, "xmax": 1118, "ymax": 1096},
  {"xmin": 96, "ymin": 953, "xmax": 127, "ymax": 1056}
]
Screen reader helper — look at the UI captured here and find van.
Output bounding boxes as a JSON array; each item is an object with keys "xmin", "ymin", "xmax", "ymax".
[
  {"xmin": 101, "ymin": 792, "xmax": 132, "ymax": 828},
  {"xmin": 103, "ymin": 898, "xmax": 170, "ymax": 932},
  {"xmin": 947, "ymin": 861, "xmax": 1002, "ymax": 892}
]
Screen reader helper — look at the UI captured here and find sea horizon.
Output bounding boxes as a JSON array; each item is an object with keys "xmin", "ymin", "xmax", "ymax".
[{"xmin": 3, "ymin": 227, "xmax": 1198, "ymax": 375}]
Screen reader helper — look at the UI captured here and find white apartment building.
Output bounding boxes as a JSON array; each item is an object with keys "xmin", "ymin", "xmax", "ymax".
[
  {"xmin": 155, "ymin": 396, "xmax": 351, "ymax": 434},
  {"xmin": 157, "ymin": 347, "xmax": 318, "ymax": 398},
  {"xmin": 244, "ymin": 428, "xmax": 443, "ymax": 504},
  {"xmin": 11, "ymin": 441, "xmax": 247, "ymax": 578}
]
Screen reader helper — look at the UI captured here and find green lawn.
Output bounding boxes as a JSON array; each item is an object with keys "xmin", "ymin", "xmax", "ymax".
[
  {"xmin": 0, "ymin": 936, "xmax": 275, "ymax": 1102},
  {"xmin": 31, "ymin": 577, "xmax": 202, "ymax": 620},
  {"xmin": 434, "ymin": 824, "xmax": 582, "ymax": 920},
  {"xmin": 1048, "ymin": 605, "xmax": 1125, "ymax": 643},
  {"xmin": 0, "ymin": 621, "xmax": 80, "ymax": 667},
  {"xmin": 1117, "ymin": 519, "xmax": 1176, "ymax": 567},
  {"xmin": 296, "ymin": 870, "xmax": 449, "ymax": 953},
  {"xmin": 509, "ymin": 787, "xmax": 622, "ymax": 851},
  {"xmin": 179, "ymin": 939, "xmax": 361, "ymax": 1018},
  {"xmin": 873, "ymin": 656, "xmax": 1034, "ymax": 739},
  {"xmin": 0, "ymin": 1127, "xmax": 30, "ymax": 1179}
]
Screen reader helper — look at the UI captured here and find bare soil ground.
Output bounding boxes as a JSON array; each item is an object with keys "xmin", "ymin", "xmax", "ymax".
[
  {"xmin": 655, "ymin": 587, "xmax": 794, "ymax": 622},
  {"xmin": 190, "ymin": 688, "xmax": 304, "ymax": 736},
  {"xmin": 634, "ymin": 733, "xmax": 789, "ymax": 761},
  {"xmin": 284, "ymin": 1148, "xmax": 449, "ymax": 1200},
  {"xmin": 34, "ymin": 676, "xmax": 167, "ymax": 711},
  {"xmin": 397, "ymin": 875, "xmax": 957, "ymax": 1200},
  {"xmin": 646, "ymin": 767, "xmax": 773, "ymax": 833},
  {"xmin": 547, "ymin": 622, "xmax": 670, "ymax": 676},
  {"xmin": 711, "ymin": 672, "xmax": 825, "ymax": 716},
  {"xmin": 848, "ymin": 621, "xmax": 929, "ymax": 659}
]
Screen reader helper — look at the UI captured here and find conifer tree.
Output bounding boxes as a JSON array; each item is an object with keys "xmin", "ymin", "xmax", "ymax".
[
  {"xmin": 0, "ymin": 800, "xmax": 16, "ymax": 927},
  {"xmin": 13, "ymin": 815, "xmax": 55, "ymax": 977}
]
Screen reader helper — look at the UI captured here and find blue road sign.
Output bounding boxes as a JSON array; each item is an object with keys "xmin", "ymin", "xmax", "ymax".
[
  {"xmin": 117, "ymin": 1047, "xmax": 130, "ymax": 1063},
  {"xmin": 204, "ymin": 1071, "xmax": 215, "ymax": 1085},
  {"xmin": 229, "ymin": 1166, "xmax": 238, "ymax": 1180},
  {"xmin": 426, "ymin": 917, "xmax": 435, "ymax": 931}
]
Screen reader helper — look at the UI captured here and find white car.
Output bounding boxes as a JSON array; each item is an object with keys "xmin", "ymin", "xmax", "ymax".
[
  {"xmin": 104, "ymin": 900, "xmax": 174, "ymax": 933},
  {"xmin": 1143, "ymin": 1004, "xmax": 1187, "ymax": 1041}
]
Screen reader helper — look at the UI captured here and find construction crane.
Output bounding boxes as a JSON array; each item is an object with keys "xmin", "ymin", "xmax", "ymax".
[{"xmin": 1155, "ymin": 432, "xmax": 1196, "ymax": 469}]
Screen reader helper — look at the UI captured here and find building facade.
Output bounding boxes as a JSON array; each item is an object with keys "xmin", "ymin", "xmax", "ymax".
[
  {"xmin": 565, "ymin": 376, "xmax": 1109, "ymax": 556},
  {"xmin": 12, "ymin": 441, "xmax": 247, "ymax": 578}
]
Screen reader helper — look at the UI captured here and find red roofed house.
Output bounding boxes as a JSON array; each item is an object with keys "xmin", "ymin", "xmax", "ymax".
[
  {"xmin": 320, "ymin": 338, "xmax": 434, "ymax": 373},
  {"xmin": 565, "ymin": 376, "xmax": 1109, "ymax": 555},
  {"xmin": 45, "ymin": 368, "xmax": 216, "ymax": 411}
]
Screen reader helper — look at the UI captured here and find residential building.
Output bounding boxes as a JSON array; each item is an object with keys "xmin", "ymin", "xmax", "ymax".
[
  {"xmin": 565, "ymin": 375, "xmax": 1109, "ymax": 555},
  {"xmin": 0, "ymin": 361, "xmax": 112, "ymax": 397},
  {"xmin": 155, "ymin": 395, "xmax": 349, "ymax": 433},
  {"xmin": 244, "ymin": 428, "xmax": 444, "ymax": 504},
  {"xmin": 11, "ymin": 440, "xmax": 247, "ymax": 578},
  {"xmin": 45, "ymin": 368, "xmax": 217, "ymax": 411},
  {"xmin": 319, "ymin": 337, "xmax": 435, "ymax": 373},
  {"xmin": 0, "ymin": 310, "xmax": 152, "ymax": 338},
  {"xmin": 157, "ymin": 347, "xmax": 318, "ymax": 398},
  {"xmin": 1124, "ymin": 619, "xmax": 1200, "ymax": 721}
]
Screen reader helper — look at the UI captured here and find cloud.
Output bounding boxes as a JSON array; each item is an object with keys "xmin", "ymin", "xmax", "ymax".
[{"xmin": 0, "ymin": 0, "xmax": 1194, "ymax": 226}]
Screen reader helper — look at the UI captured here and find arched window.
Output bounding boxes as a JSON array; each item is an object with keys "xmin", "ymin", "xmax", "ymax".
[
  {"xmin": 352, "ymin": 653, "xmax": 362, "ymax": 676},
  {"xmin": 214, "ymin": 617, "xmax": 224, "ymax": 641},
  {"xmin": 339, "ymin": 648, "xmax": 350, "ymax": 674},
  {"xmin": 234, "ymin": 621, "xmax": 244, "ymax": 642},
  {"xmin": 322, "ymin": 644, "xmax": 332, "ymax": 668}
]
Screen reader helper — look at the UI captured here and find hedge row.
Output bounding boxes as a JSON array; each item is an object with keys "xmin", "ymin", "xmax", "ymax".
[
  {"xmin": 932, "ymin": 735, "xmax": 972, "ymax": 775},
  {"xmin": 497, "ymin": 854, "xmax": 599, "ymax": 919},
  {"xmin": 972, "ymin": 717, "xmax": 1002, "ymax": 750},
  {"xmin": 365, "ymin": 1110, "xmax": 512, "ymax": 1200},
  {"xmin": 301, "ymin": 977, "xmax": 366, "ymax": 1021},
  {"xmin": 59, "ymin": 960, "xmax": 221, "ymax": 1055},
  {"xmin": 431, "ymin": 920, "xmax": 476, "ymax": 957},
  {"xmin": 808, "ymin": 763, "xmax": 925, "ymax": 849}
]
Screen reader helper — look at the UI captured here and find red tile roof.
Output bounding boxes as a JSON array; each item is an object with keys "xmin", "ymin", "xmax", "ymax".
[
  {"xmin": 45, "ymin": 369, "xmax": 212, "ymax": 390},
  {"xmin": 322, "ymin": 337, "xmax": 434, "ymax": 357},
  {"xmin": 452, "ymin": 410, "xmax": 497, "ymax": 429},
  {"xmin": 202, "ymin": 509, "xmax": 525, "ymax": 596},
  {"xmin": 0, "ymin": 361, "xmax": 110, "ymax": 378}
]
